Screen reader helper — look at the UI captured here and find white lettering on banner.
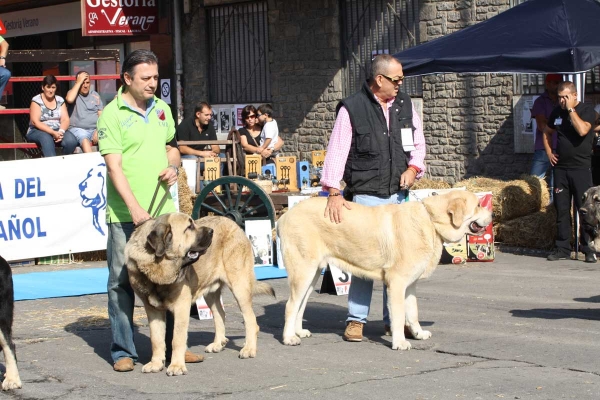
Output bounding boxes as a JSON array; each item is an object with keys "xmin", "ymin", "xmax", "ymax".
[
  {"xmin": 0, "ymin": 153, "xmax": 109, "ymax": 261},
  {"xmin": 99, "ymin": 8, "xmax": 155, "ymax": 30},
  {"xmin": 86, "ymin": 0, "xmax": 156, "ymax": 8}
]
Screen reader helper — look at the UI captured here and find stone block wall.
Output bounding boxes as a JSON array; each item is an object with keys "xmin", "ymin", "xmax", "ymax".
[
  {"xmin": 419, "ymin": 0, "xmax": 531, "ymax": 183},
  {"xmin": 267, "ymin": 0, "xmax": 342, "ymax": 161}
]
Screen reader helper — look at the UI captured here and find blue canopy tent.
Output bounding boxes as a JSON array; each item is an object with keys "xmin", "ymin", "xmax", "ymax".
[{"xmin": 393, "ymin": 0, "xmax": 600, "ymax": 76}]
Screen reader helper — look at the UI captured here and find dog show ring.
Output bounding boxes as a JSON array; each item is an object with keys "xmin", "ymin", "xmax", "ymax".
[{"xmin": 192, "ymin": 176, "xmax": 276, "ymax": 229}]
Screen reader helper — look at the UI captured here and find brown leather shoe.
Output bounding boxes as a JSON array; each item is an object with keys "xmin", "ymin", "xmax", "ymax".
[
  {"xmin": 113, "ymin": 357, "xmax": 134, "ymax": 372},
  {"xmin": 384, "ymin": 324, "xmax": 415, "ymax": 339},
  {"xmin": 343, "ymin": 321, "xmax": 364, "ymax": 342},
  {"xmin": 185, "ymin": 350, "xmax": 204, "ymax": 363}
]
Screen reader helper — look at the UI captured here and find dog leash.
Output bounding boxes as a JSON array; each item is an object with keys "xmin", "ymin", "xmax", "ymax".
[{"xmin": 148, "ymin": 180, "xmax": 170, "ymax": 218}]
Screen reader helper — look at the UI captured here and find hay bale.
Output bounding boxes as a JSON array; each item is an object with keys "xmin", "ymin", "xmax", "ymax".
[
  {"xmin": 412, "ymin": 178, "xmax": 452, "ymax": 190},
  {"xmin": 495, "ymin": 205, "xmax": 556, "ymax": 249},
  {"xmin": 453, "ymin": 175, "xmax": 548, "ymax": 222},
  {"xmin": 178, "ymin": 167, "xmax": 194, "ymax": 216}
]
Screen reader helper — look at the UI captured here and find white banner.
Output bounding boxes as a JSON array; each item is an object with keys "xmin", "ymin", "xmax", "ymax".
[
  {"xmin": 0, "ymin": 153, "xmax": 108, "ymax": 261},
  {"xmin": 1, "ymin": 2, "xmax": 82, "ymax": 38}
]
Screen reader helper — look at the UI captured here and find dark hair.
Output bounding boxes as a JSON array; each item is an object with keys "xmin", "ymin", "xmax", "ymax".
[
  {"xmin": 42, "ymin": 75, "xmax": 57, "ymax": 88},
  {"xmin": 194, "ymin": 101, "xmax": 211, "ymax": 114},
  {"xmin": 121, "ymin": 49, "xmax": 158, "ymax": 86},
  {"xmin": 75, "ymin": 70, "xmax": 89, "ymax": 79},
  {"xmin": 257, "ymin": 103, "xmax": 273, "ymax": 117},
  {"xmin": 241, "ymin": 105, "xmax": 257, "ymax": 127}
]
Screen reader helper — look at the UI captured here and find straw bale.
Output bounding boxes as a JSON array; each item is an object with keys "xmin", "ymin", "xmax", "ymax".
[
  {"xmin": 412, "ymin": 178, "xmax": 452, "ymax": 190},
  {"xmin": 453, "ymin": 175, "xmax": 548, "ymax": 222},
  {"xmin": 178, "ymin": 166, "xmax": 195, "ymax": 216},
  {"xmin": 495, "ymin": 205, "xmax": 556, "ymax": 250}
]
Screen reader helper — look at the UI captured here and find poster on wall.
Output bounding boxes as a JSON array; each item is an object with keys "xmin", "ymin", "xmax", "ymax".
[
  {"xmin": 234, "ymin": 104, "xmax": 246, "ymax": 128},
  {"xmin": 219, "ymin": 108, "xmax": 231, "ymax": 134},
  {"xmin": 160, "ymin": 79, "xmax": 171, "ymax": 104},
  {"xmin": 81, "ymin": 0, "xmax": 159, "ymax": 36},
  {"xmin": 513, "ymin": 95, "xmax": 539, "ymax": 153}
]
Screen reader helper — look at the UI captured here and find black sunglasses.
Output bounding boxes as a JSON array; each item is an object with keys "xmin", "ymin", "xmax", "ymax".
[{"xmin": 380, "ymin": 74, "xmax": 405, "ymax": 84}]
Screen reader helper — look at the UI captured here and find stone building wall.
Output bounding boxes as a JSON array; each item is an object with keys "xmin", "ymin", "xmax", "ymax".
[{"xmin": 419, "ymin": 0, "xmax": 531, "ymax": 183}]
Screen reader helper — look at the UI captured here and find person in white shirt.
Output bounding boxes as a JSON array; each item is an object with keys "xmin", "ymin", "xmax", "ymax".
[{"xmin": 256, "ymin": 103, "xmax": 284, "ymax": 163}]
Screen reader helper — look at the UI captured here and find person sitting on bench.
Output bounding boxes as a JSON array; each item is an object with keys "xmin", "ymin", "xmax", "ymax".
[
  {"xmin": 66, "ymin": 71, "xmax": 104, "ymax": 153},
  {"xmin": 26, "ymin": 75, "xmax": 77, "ymax": 157}
]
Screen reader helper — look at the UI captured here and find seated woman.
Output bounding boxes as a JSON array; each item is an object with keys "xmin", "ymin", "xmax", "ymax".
[
  {"xmin": 26, "ymin": 75, "xmax": 77, "ymax": 157},
  {"xmin": 239, "ymin": 104, "xmax": 284, "ymax": 164},
  {"xmin": 238, "ymin": 105, "xmax": 263, "ymax": 155}
]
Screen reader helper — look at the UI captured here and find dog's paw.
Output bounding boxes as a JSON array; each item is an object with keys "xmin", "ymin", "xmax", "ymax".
[
  {"xmin": 392, "ymin": 339, "xmax": 412, "ymax": 350},
  {"xmin": 166, "ymin": 363, "xmax": 188, "ymax": 376},
  {"xmin": 205, "ymin": 341, "xmax": 226, "ymax": 353},
  {"xmin": 296, "ymin": 329, "xmax": 312, "ymax": 338},
  {"xmin": 238, "ymin": 346, "xmax": 257, "ymax": 359},
  {"xmin": 2, "ymin": 377, "xmax": 22, "ymax": 390},
  {"xmin": 283, "ymin": 335, "xmax": 301, "ymax": 346},
  {"xmin": 141, "ymin": 360, "xmax": 164, "ymax": 373},
  {"xmin": 413, "ymin": 330, "xmax": 432, "ymax": 340}
]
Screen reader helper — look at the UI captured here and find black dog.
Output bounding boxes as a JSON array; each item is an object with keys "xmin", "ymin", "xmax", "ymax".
[{"xmin": 0, "ymin": 255, "xmax": 21, "ymax": 390}]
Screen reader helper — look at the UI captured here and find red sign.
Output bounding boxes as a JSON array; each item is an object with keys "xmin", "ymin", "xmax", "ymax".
[
  {"xmin": 81, "ymin": 0, "xmax": 159, "ymax": 37},
  {"xmin": 0, "ymin": 19, "xmax": 5, "ymax": 35}
]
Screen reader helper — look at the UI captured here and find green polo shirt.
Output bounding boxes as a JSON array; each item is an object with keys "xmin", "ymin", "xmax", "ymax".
[{"xmin": 98, "ymin": 87, "xmax": 177, "ymax": 223}]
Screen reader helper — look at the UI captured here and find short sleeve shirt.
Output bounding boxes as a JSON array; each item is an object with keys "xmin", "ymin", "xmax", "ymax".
[
  {"xmin": 175, "ymin": 115, "xmax": 217, "ymax": 150},
  {"xmin": 531, "ymin": 91, "xmax": 558, "ymax": 150},
  {"xmin": 260, "ymin": 119, "xmax": 279, "ymax": 150},
  {"xmin": 29, "ymin": 94, "xmax": 65, "ymax": 131},
  {"xmin": 548, "ymin": 102, "xmax": 596, "ymax": 169},
  {"xmin": 68, "ymin": 90, "xmax": 104, "ymax": 130},
  {"xmin": 97, "ymin": 88, "xmax": 177, "ymax": 223}
]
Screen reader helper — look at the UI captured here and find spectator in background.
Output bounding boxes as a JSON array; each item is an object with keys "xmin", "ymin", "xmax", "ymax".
[
  {"xmin": 544, "ymin": 81, "xmax": 596, "ymax": 263},
  {"xmin": 256, "ymin": 103, "xmax": 284, "ymax": 163},
  {"xmin": 530, "ymin": 74, "xmax": 561, "ymax": 199},
  {"xmin": 238, "ymin": 105, "xmax": 263, "ymax": 155},
  {"xmin": 26, "ymin": 75, "xmax": 77, "ymax": 157},
  {"xmin": 0, "ymin": 34, "xmax": 11, "ymax": 110},
  {"xmin": 176, "ymin": 101, "xmax": 220, "ymax": 159},
  {"xmin": 66, "ymin": 71, "xmax": 104, "ymax": 153}
]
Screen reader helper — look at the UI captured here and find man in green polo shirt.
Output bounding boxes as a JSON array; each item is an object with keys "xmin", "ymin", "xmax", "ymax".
[{"xmin": 98, "ymin": 49, "xmax": 199, "ymax": 372}]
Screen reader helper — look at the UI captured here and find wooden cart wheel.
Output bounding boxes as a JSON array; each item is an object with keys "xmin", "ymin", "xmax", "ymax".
[{"xmin": 192, "ymin": 176, "xmax": 276, "ymax": 229}]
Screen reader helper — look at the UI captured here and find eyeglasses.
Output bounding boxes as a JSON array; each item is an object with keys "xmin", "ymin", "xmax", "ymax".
[
  {"xmin": 380, "ymin": 74, "xmax": 405, "ymax": 84},
  {"xmin": 256, "ymin": 113, "xmax": 263, "ymax": 117},
  {"xmin": 246, "ymin": 114, "xmax": 256, "ymax": 119}
]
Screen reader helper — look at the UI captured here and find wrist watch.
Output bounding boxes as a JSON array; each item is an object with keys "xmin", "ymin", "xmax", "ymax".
[
  {"xmin": 568, "ymin": 108, "xmax": 575, "ymax": 113},
  {"xmin": 169, "ymin": 165, "xmax": 179, "ymax": 176},
  {"xmin": 0, "ymin": 56, "xmax": 5, "ymax": 60}
]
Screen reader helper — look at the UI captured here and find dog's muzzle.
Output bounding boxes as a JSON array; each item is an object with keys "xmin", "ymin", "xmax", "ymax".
[{"xmin": 469, "ymin": 220, "xmax": 487, "ymax": 234}]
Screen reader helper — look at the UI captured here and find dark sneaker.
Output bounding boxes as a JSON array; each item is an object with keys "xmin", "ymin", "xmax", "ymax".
[
  {"xmin": 547, "ymin": 249, "xmax": 570, "ymax": 261},
  {"xmin": 584, "ymin": 252, "xmax": 597, "ymax": 263},
  {"xmin": 343, "ymin": 321, "xmax": 364, "ymax": 342}
]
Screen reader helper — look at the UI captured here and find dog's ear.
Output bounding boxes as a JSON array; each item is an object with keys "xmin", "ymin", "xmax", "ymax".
[
  {"xmin": 447, "ymin": 198, "xmax": 467, "ymax": 228},
  {"xmin": 146, "ymin": 222, "xmax": 173, "ymax": 258}
]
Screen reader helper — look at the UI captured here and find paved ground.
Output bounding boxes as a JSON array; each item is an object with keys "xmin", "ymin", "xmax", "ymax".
[{"xmin": 2, "ymin": 251, "xmax": 600, "ymax": 399}]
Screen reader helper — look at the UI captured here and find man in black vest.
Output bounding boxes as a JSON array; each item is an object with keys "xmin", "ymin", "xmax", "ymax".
[
  {"xmin": 543, "ymin": 81, "xmax": 597, "ymax": 263},
  {"xmin": 320, "ymin": 54, "xmax": 426, "ymax": 342}
]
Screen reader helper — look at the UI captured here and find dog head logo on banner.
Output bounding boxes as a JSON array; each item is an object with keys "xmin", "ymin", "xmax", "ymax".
[{"xmin": 79, "ymin": 163, "xmax": 107, "ymax": 236}]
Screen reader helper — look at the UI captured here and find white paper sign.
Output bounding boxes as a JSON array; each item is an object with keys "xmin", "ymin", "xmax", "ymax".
[
  {"xmin": 160, "ymin": 79, "xmax": 171, "ymax": 104},
  {"xmin": 0, "ymin": 153, "xmax": 108, "ymax": 261},
  {"xmin": 195, "ymin": 296, "xmax": 224, "ymax": 320},
  {"xmin": 401, "ymin": 128, "xmax": 415, "ymax": 151},
  {"xmin": 329, "ymin": 264, "xmax": 351, "ymax": 296},
  {"xmin": 245, "ymin": 220, "xmax": 273, "ymax": 266}
]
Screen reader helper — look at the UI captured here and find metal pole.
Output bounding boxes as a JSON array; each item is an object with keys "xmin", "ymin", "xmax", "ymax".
[{"xmin": 172, "ymin": 0, "xmax": 184, "ymax": 123}]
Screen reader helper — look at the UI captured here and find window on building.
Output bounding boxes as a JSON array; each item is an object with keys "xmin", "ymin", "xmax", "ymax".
[
  {"xmin": 207, "ymin": 1, "xmax": 270, "ymax": 104},
  {"xmin": 340, "ymin": 0, "xmax": 421, "ymax": 97}
]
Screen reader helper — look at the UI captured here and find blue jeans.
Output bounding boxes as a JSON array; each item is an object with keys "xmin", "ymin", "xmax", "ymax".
[
  {"xmin": 530, "ymin": 149, "xmax": 554, "ymax": 192},
  {"xmin": 26, "ymin": 128, "xmax": 77, "ymax": 157},
  {"xmin": 0, "ymin": 66, "xmax": 11, "ymax": 98},
  {"xmin": 107, "ymin": 222, "xmax": 138, "ymax": 363},
  {"xmin": 347, "ymin": 191, "xmax": 408, "ymax": 325}
]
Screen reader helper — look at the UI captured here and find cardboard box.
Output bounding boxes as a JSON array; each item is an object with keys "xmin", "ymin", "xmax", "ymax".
[{"xmin": 467, "ymin": 192, "xmax": 495, "ymax": 262}]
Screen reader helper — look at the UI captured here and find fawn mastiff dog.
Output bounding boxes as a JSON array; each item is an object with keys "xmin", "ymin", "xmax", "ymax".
[
  {"xmin": 277, "ymin": 190, "xmax": 492, "ymax": 351},
  {"xmin": 125, "ymin": 214, "xmax": 275, "ymax": 376}
]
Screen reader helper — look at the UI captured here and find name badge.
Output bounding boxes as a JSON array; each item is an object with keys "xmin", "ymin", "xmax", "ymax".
[
  {"xmin": 555, "ymin": 117, "xmax": 563, "ymax": 125},
  {"xmin": 401, "ymin": 128, "xmax": 416, "ymax": 151}
]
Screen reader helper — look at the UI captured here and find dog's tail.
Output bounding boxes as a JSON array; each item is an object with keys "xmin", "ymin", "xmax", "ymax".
[{"xmin": 253, "ymin": 281, "xmax": 276, "ymax": 298}]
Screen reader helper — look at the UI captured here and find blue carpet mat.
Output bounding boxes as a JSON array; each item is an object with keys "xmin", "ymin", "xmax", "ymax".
[{"xmin": 13, "ymin": 265, "xmax": 287, "ymax": 301}]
